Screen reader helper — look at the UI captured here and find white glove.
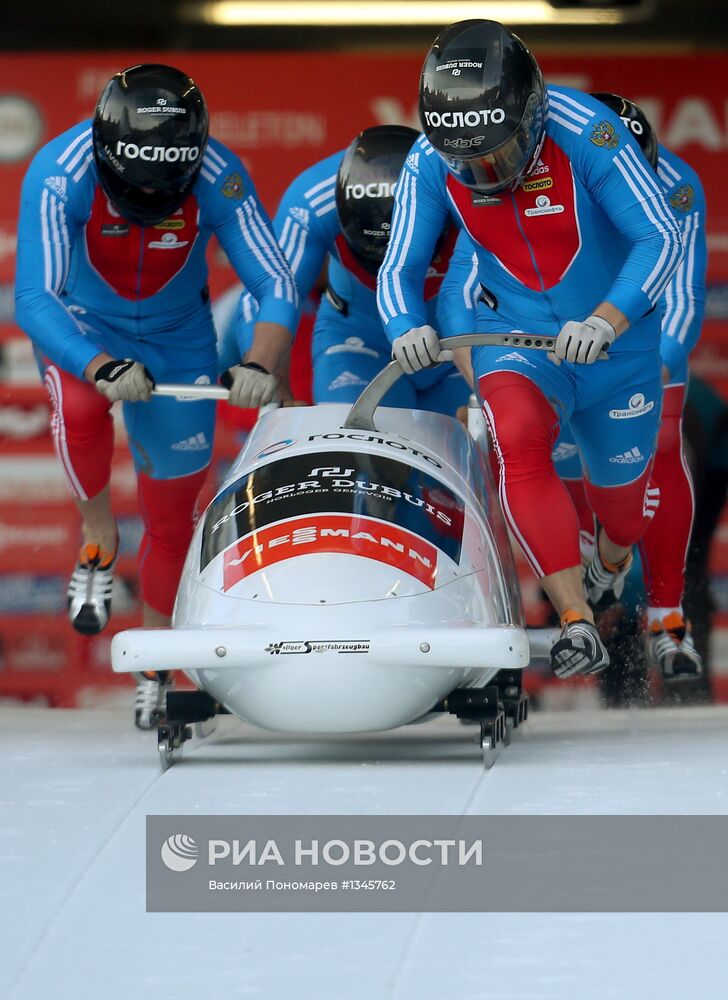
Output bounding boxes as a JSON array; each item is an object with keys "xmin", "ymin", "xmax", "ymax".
[
  {"xmin": 554, "ymin": 315, "xmax": 616, "ymax": 364},
  {"xmin": 222, "ymin": 363, "xmax": 278, "ymax": 408},
  {"xmin": 94, "ymin": 359, "xmax": 154, "ymax": 402},
  {"xmin": 391, "ymin": 325, "xmax": 453, "ymax": 375}
]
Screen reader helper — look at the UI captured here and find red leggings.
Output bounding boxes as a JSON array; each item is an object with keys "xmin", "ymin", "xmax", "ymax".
[
  {"xmin": 44, "ymin": 364, "xmax": 113, "ymax": 500},
  {"xmin": 638, "ymin": 385, "xmax": 693, "ymax": 607},
  {"xmin": 481, "ymin": 371, "xmax": 656, "ymax": 578},
  {"xmin": 137, "ymin": 469, "xmax": 208, "ymax": 616},
  {"xmin": 44, "ymin": 364, "xmax": 208, "ymax": 616}
]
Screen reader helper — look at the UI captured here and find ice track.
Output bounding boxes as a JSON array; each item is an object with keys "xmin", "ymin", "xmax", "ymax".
[{"xmin": 2, "ymin": 704, "xmax": 728, "ymax": 1000}]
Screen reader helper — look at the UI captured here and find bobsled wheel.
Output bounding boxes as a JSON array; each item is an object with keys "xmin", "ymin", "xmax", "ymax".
[
  {"xmin": 503, "ymin": 717, "xmax": 513, "ymax": 747},
  {"xmin": 494, "ymin": 670, "xmax": 529, "ymax": 739},
  {"xmin": 480, "ymin": 712, "xmax": 507, "ymax": 770},
  {"xmin": 502, "ymin": 693, "xmax": 529, "ymax": 741},
  {"xmin": 157, "ymin": 721, "xmax": 192, "ymax": 771},
  {"xmin": 438, "ymin": 685, "xmax": 510, "ymax": 768}
]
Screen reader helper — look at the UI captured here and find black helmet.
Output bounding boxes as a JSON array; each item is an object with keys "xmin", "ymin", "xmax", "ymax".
[
  {"xmin": 93, "ymin": 63, "xmax": 209, "ymax": 226},
  {"xmin": 591, "ymin": 92, "xmax": 658, "ymax": 170},
  {"xmin": 420, "ymin": 19, "xmax": 547, "ymax": 194},
  {"xmin": 335, "ymin": 125, "xmax": 419, "ymax": 276}
]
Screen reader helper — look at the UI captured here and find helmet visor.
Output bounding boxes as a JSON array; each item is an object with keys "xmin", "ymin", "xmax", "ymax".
[
  {"xmin": 445, "ymin": 127, "xmax": 536, "ymax": 195},
  {"xmin": 442, "ymin": 92, "xmax": 545, "ymax": 194}
]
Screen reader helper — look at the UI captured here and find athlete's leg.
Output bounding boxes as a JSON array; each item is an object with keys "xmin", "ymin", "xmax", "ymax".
[
  {"xmin": 471, "ymin": 337, "xmax": 611, "ymax": 676},
  {"xmin": 638, "ymin": 383, "xmax": 693, "ymax": 610},
  {"xmin": 123, "ymin": 364, "xmax": 216, "ymax": 626},
  {"xmin": 551, "ymin": 425, "xmax": 595, "ymax": 557},
  {"xmin": 136, "ymin": 467, "xmax": 209, "ymax": 621},
  {"xmin": 42, "ymin": 357, "xmax": 121, "ymax": 634},
  {"xmin": 43, "ymin": 362, "xmax": 119, "ymax": 552},
  {"xmin": 474, "ymin": 348, "xmax": 588, "ymax": 613},
  {"xmin": 482, "ymin": 377, "xmax": 586, "ymax": 613},
  {"xmin": 636, "ymin": 380, "xmax": 701, "ymax": 676},
  {"xmin": 571, "ymin": 354, "xmax": 662, "ymax": 607},
  {"xmin": 478, "ymin": 358, "xmax": 611, "ymax": 677}
]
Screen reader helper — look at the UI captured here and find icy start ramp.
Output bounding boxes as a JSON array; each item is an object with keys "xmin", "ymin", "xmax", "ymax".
[{"xmin": 1, "ymin": 705, "xmax": 727, "ymax": 1000}]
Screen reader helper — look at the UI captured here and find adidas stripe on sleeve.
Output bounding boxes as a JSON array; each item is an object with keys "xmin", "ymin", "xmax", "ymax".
[
  {"xmin": 551, "ymin": 87, "xmax": 684, "ymax": 325},
  {"xmin": 15, "ymin": 124, "xmax": 102, "ymax": 379},
  {"xmin": 377, "ymin": 135, "xmax": 452, "ymax": 341},
  {"xmin": 656, "ymin": 147, "xmax": 707, "ymax": 379},
  {"xmin": 203, "ymin": 139, "xmax": 299, "ymax": 333}
]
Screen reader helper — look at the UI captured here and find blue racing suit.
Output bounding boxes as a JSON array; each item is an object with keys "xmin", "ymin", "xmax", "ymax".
[
  {"xmin": 15, "ymin": 120, "xmax": 298, "ymax": 479},
  {"xmin": 377, "ymin": 87, "xmax": 684, "ymax": 489},
  {"xmin": 554, "ymin": 143, "xmax": 707, "ymax": 480},
  {"xmin": 227, "ymin": 150, "xmax": 475, "ymax": 413}
]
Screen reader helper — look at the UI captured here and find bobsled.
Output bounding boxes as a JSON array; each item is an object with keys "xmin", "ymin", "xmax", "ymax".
[{"xmin": 111, "ymin": 334, "xmax": 560, "ymax": 768}]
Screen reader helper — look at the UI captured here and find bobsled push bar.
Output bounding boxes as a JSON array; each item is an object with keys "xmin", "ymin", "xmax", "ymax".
[
  {"xmin": 152, "ymin": 384, "xmax": 231, "ymax": 400},
  {"xmin": 151, "ymin": 334, "xmax": 606, "ymax": 408},
  {"xmin": 345, "ymin": 333, "xmax": 607, "ymax": 431}
]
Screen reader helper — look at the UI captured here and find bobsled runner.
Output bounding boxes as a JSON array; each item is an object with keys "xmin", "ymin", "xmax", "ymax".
[{"xmin": 111, "ymin": 335, "xmax": 560, "ymax": 769}]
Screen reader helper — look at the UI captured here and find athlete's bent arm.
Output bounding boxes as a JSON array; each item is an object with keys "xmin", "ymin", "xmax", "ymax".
[
  {"xmin": 245, "ymin": 321, "xmax": 295, "ymax": 376},
  {"xmin": 204, "ymin": 148, "xmax": 299, "ymax": 380},
  {"xmin": 377, "ymin": 141, "xmax": 452, "ymax": 341},
  {"xmin": 659, "ymin": 159, "xmax": 707, "ymax": 382},
  {"xmin": 575, "ymin": 118, "xmax": 684, "ymax": 337},
  {"xmin": 435, "ymin": 233, "xmax": 486, "ymax": 389},
  {"xmin": 234, "ymin": 156, "xmax": 343, "ymax": 366},
  {"xmin": 14, "ymin": 145, "xmax": 104, "ymax": 380}
]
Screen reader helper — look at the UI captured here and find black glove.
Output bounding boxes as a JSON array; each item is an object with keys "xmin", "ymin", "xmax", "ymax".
[{"xmin": 94, "ymin": 359, "xmax": 155, "ymax": 402}]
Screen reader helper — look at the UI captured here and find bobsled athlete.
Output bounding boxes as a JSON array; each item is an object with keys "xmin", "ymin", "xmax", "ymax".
[
  {"xmin": 376, "ymin": 20, "xmax": 684, "ymax": 679},
  {"xmin": 552, "ymin": 93, "xmax": 707, "ymax": 680},
  {"xmin": 15, "ymin": 64, "xmax": 298, "ymax": 727},
  {"xmin": 226, "ymin": 125, "xmax": 476, "ymax": 413}
]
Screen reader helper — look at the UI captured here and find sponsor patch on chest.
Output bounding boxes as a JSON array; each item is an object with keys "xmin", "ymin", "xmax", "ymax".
[{"xmin": 524, "ymin": 195, "xmax": 564, "ymax": 217}]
